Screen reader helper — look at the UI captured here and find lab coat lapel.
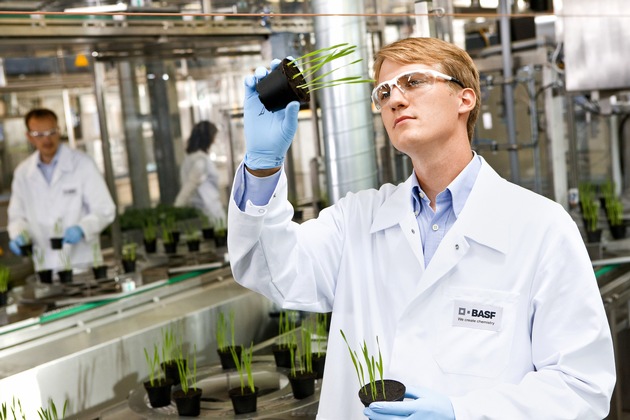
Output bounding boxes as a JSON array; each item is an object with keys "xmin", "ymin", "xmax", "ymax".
[
  {"xmin": 412, "ymin": 159, "xmax": 510, "ymax": 297},
  {"xmin": 51, "ymin": 145, "xmax": 72, "ymax": 186},
  {"xmin": 370, "ymin": 176, "xmax": 426, "ymax": 268}
]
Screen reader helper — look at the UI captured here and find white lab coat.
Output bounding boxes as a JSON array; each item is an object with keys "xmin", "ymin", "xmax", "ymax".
[
  {"xmin": 228, "ymin": 157, "xmax": 615, "ymax": 420},
  {"xmin": 8, "ymin": 144, "xmax": 115, "ymax": 271},
  {"xmin": 174, "ymin": 150, "xmax": 226, "ymax": 222}
]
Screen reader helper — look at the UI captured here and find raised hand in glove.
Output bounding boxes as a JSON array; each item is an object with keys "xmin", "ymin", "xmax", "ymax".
[
  {"xmin": 63, "ymin": 225, "xmax": 84, "ymax": 244},
  {"xmin": 243, "ymin": 58, "xmax": 300, "ymax": 170},
  {"xmin": 8, "ymin": 234, "xmax": 26, "ymax": 256},
  {"xmin": 363, "ymin": 386, "xmax": 455, "ymax": 420}
]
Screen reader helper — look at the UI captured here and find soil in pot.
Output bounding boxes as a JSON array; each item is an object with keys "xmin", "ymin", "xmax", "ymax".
[
  {"xmin": 187, "ymin": 240, "xmax": 200, "ymax": 252},
  {"xmin": 144, "ymin": 239, "xmax": 157, "ymax": 254},
  {"xmin": 173, "ymin": 388, "xmax": 202, "ymax": 417},
  {"xmin": 19, "ymin": 243, "xmax": 33, "ymax": 257},
  {"xmin": 50, "ymin": 237, "xmax": 63, "ymax": 250},
  {"xmin": 92, "ymin": 265, "xmax": 108, "ymax": 280},
  {"xmin": 37, "ymin": 269, "xmax": 53, "ymax": 284},
  {"xmin": 122, "ymin": 259, "xmax": 136, "ymax": 273},
  {"xmin": 202, "ymin": 227, "xmax": 214, "ymax": 240},
  {"xmin": 161, "ymin": 359, "xmax": 186, "ymax": 386},
  {"xmin": 143, "ymin": 378, "xmax": 173, "ymax": 408},
  {"xmin": 217, "ymin": 345, "xmax": 242, "ymax": 370},
  {"xmin": 57, "ymin": 269, "xmax": 73, "ymax": 284},
  {"xmin": 272, "ymin": 344, "xmax": 296, "ymax": 368},
  {"xmin": 358, "ymin": 379, "xmax": 406, "ymax": 407},
  {"xmin": 256, "ymin": 58, "xmax": 310, "ymax": 112},
  {"xmin": 228, "ymin": 386, "xmax": 259, "ymax": 414},
  {"xmin": 288, "ymin": 371, "xmax": 317, "ymax": 399}
]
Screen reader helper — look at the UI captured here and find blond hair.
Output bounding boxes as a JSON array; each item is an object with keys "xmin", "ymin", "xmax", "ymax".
[{"xmin": 373, "ymin": 37, "xmax": 481, "ymax": 142}]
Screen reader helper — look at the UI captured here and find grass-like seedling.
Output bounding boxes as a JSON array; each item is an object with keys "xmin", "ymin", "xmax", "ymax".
[
  {"xmin": 216, "ymin": 310, "xmax": 236, "ymax": 351},
  {"xmin": 340, "ymin": 330, "xmax": 386, "ymax": 401},
  {"xmin": 143, "ymin": 219, "xmax": 157, "ymax": 242},
  {"xmin": 144, "ymin": 344, "xmax": 164, "ymax": 386},
  {"xmin": 177, "ymin": 345, "xmax": 198, "ymax": 394},
  {"xmin": 289, "ymin": 43, "xmax": 374, "ymax": 93},
  {"xmin": 122, "ymin": 243, "xmax": 137, "ymax": 261},
  {"xmin": 231, "ymin": 342, "xmax": 255, "ymax": 394},
  {"xmin": 37, "ymin": 399, "xmax": 68, "ymax": 420},
  {"xmin": 59, "ymin": 250, "xmax": 72, "ymax": 271},
  {"xmin": 0, "ymin": 266, "xmax": 9, "ymax": 293},
  {"xmin": 92, "ymin": 243, "xmax": 104, "ymax": 267},
  {"xmin": 161, "ymin": 326, "xmax": 183, "ymax": 362},
  {"xmin": 53, "ymin": 218, "xmax": 64, "ymax": 237},
  {"xmin": 278, "ymin": 311, "xmax": 298, "ymax": 348},
  {"xmin": 33, "ymin": 248, "xmax": 46, "ymax": 271},
  {"xmin": 0, "ymin": 396, "xmax": 25, "ymax": 420},
  {"xmin": 315, "ymin": 313, "xmax": 328, "ymax": 357}
]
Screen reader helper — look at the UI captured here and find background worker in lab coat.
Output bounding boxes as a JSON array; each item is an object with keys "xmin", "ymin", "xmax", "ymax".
[
  {"xmin": 174, "ymin": 120, "xmax": 226, "ymax": 223},
  {"xmin": 227, "ymin": 37, "xmax": 615, "ymax": 419},
  {"xmin": 7, "ymin": 108, "xmax": 115, "ymax": 271}
]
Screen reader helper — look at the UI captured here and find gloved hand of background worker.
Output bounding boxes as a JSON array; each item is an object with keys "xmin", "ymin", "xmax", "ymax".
[
  {"xmin": 8, "ymin": 234, "xmax": 26, "ymax": 256},
  {"xmin": 243, "ymin": 58, "xmax": 300, "ymax": 170},
  {"xmin": 363, "ymin": 386, "xmax": 455, "ymax": 420},
  {"xmin": 63, "ymin": 225, "xmax": 84, "ymax": 244}
]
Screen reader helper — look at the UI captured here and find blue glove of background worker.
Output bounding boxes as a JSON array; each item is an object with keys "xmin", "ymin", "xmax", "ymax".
[
  {"xmin": 8, "ymin": 234, "xmax": 26, "ymax": 256},
  {"xmin": 363, "ymin": 386, "xmax": 455, "ymax": 420},
  {"xmin": 243, "ymin": 58, "xmax": 300, "ymax": 170},
  {"xmin": 63, "ymin": 225, "xmax": 84, "ymax": 244}
]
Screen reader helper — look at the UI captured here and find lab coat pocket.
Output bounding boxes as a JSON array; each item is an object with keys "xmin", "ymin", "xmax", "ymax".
[{"xmin": 433, "ymin": 286, "xmax": 519, "ymax": 378}]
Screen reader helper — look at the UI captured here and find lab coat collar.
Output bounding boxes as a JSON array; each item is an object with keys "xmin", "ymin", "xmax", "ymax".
[
  {"xmin": 25, "ymin": 144, "xmax": 71, "ymax": 183},
  {"xmin": 370, "ymin": 156, "xmax": 509, "ymax": 254}
]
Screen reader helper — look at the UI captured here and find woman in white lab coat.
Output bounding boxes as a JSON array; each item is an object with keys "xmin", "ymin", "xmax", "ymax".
[
  {"xmin": 8, "ymin": 108, "xmax": 115, "ymax": 271},
  {"xmin": 228, "ymin": 38, "xmax": 615, "ymax": 419},
  {"xmin": 174, "ymin": 120, "xmax": 226, "ymax": 223}
]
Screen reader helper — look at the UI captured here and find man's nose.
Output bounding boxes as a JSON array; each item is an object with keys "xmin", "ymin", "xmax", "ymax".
[{"xmin": 388, "ymin": 84, "xmax": 408, "ymax": 108}]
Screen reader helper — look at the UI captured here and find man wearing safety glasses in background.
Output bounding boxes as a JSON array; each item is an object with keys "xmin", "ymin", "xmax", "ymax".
[
  {"xmin": 228, "ymin": 37, "xmax": 615, "ymax": 419},
  {"xmin": 7, "ymin": 108, "xmax": 115, "ymax": 273}
]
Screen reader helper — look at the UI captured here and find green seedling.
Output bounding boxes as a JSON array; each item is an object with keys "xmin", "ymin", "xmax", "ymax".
[
  {"xmin": 37, "ymin": 398, "xmax": 68, "ymax": 420},
  {"xmin": 53, "ymin": 218, "xmax": 64, "ymax": 237},
  {"xmin": 231, "ymin": 342, "xmax": 255, "ymax": 394},
  {"xmin": 216, "ymin": 310, "xmax": 236, "ymax": 351},
  {"xmin": 177, "ymin": 344, "xmax": 198, "ymax": 394},
  {"xmin": 122, "ymin": 243, "xmax": 137, "ymax": 261},
  {"xmin": 144, "ymin": 344, "xmax": 163, "ymax": 386},
  {"xmin": 92, "ymin": 243, "xmax": 104, "ymax": 267},
  {"xmin": 278, "ymin": 310, "xmax": 298, "ymax": 349},
  {"xmin": 33, "ymin": 248, "xmax": 46, "ymax": 271},
  {"xmin": 59, "ymin": 250, "xmax": 72, "ymax": 271},
  {"xmin": 340, "ymin": 330, "xmax": 386, "ymax": 401},
  {"xmin": 0, "ymin": 266, "xmax": 10, "ymax": 293},
  {"xmin": 143, "ymin": 219, "xmax": 157, "ymax": 242}
]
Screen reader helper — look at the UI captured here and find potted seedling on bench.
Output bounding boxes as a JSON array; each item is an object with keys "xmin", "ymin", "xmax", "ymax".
[
  {"xmin": 33, "ymin": 248, "xmax": 52, "ymax": 284},
  {"xmin": 228, "ymin": 342, "xmax": 258, "ymax": 414},
  {"xmin": 256, "ymin": 43, "xmax": 374, "ymax": 112},
  {"xmin": 216, "ymin": 310, "xmax": 242, "ymax": 369},
  {"xmin": 19, "ymin": 229, "xmax": 33, "ymax": 257},
  {"xmin": 122, "ymin": 243, "xmax": 137, "ymax": 273},
  {"xmin": 0, "ymin": 265, "xmax": 10, "ymax": 306},
  {"xmin": 272, "ymin": 310, "xmax": 298, "ymax": 368},
  {"xmin": 341, "ymin": 330, "xmax": 405, "ymax": 407},
  {"xmin": 173, "ymin": 345, "xmax": 202, "ymax": 417},
  {"xmin": 160, "ymin": 326, "xmax": 186, "ymax": 386},
  {"xmin": 57, "ymin": 250, "xmax": 73, "ymax": 284},
  {"xmin": 287, "ymin": 326, "xmax": 317, "ymax": 399},
  {"xmin": 185, "ymin": 223, "xmax": 201, "ymax": 252},
  {"xmin": 213, "ymin": 218, "xmax": 227, "ymax": 248},
  {"xmin": 143, "ymin": 343, "xmax": 173, "ymax": 408},
  {"xmin": 50, "ymin": 218, "xmax": 64, "ymax": 250},
  {"xmin": 161, "ymin": 222, "xmax": 177, "ymax": 254},
  {"xmin": 143, "ymin": 219, "xmax": 158, "ymax": 254},
  {"xmin": 200, "ymin": 213, "xmax": 214, "ymax": 240},
  {"xmin": 92, "ymin": 243, "xmax": 107, "ymax": 279}
]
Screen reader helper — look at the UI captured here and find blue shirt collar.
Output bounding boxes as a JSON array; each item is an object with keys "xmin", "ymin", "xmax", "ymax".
[{"xmin": 411, "ymin": 151, "xmax": 482, "ymax": 216}]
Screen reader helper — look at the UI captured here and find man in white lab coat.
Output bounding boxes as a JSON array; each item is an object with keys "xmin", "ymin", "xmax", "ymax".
[
  {"xmin": 228, "ymin": 37, "xmax": 615, "ymax": 419},
  {"xmin": 8, "ymin": 108, "xmax": 115, "ymax": 271}
]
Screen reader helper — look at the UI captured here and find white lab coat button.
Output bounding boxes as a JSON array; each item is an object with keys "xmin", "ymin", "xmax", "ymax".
[
  {"xmin": 455, "ymin": 244, "xmax": 459, "ymax": 250},
  {"xmin": 411, "ymin": 229, "xmax": 415, "ymax": 234},
  {"xmin": 432, "ymin": 224, "xmax": 439, "ymax": 231},
  {"xmin": 258, "ymin": 209, "xmax": 265, "ymax": 214}
]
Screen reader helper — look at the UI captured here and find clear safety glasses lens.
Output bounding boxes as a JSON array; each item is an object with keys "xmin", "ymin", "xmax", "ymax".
[
  {"xmin": 28, "ymin": 128, "xmax": 59, "ymax": 138},
  {"xmin": 371, "ymin": 70, "xmax": 463, "ymax": 110}
]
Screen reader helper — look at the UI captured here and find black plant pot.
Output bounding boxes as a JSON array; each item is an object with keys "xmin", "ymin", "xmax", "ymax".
[
  {"xmin": 164, "ymin": 242, "xmax": 177, "ymax": 254},
  {"xmin": 161, "ymin": 359, "xmax": 186, "ymax": 386},
  {"xmin": 202, "ymin": 227, "xmax": 214, "ymax": 240},
  {"xmin": 187, "ymin": 240, "xmax": 200, "ymax": 252},
  {"xmin": 272, "ymin": 344, "xmax": 296, "ymax": 368},
  {"xmin": 57, "ymin": 269, "xmax": 73, "ymax": 284},
  {"xmin": 311, "ymin": 353, "xmax": 326, "ymax": 379},
  {"xmin": 173, "ymin": 388, "xmax": 202, "ymax": 417},
  {"xmin": 171, "ymin": 231, "xmax": 181, "ymax": 245},
  {"xmin": 228, "ymin": 386, "xmax": 259, "ymax": 414},
  {"xmin": 122, "ymin": 259, "xmax": 136, "ymax": 273},
  {"xmin": 19, "ymin": 243, "xmax": 33, "ymax": 257},
  {"xmin": 586, "ymin": 228, "xmax": 603, "ymax": 243},
  {"xmin": 214, "ymin": 233, "xmax": 227, "ymax": 248},
  {"xmin": 144, "ymin": 238, "xmax": 157, "ymax": 254},
  {"xmin": 217, "ymin": 345, "xmax": 242, "ymax": 370},
  {"xmin": 610, "ymin": 224, "xmax": 627, "ymax": 240},
  {"xmin": 50, "ymin": 237, "xmax": 63, "ymax": 250},
  {"xmin": 37, "ymin": 269, "xmax": 53, "ymax": 284},
  {"xmin": 143, "ymin": 378, "xmax": 173, "ymax": 408},
  {"xmin": 0, "ymin": 291, "xmax": 8, "ymax": 306},
  {"xmin": 256, "ymin": 58, "xmax": 310, "ymax": 112},
  {"xmin": 92, "ymin": 265, "xmax": 108, "ymax": 280},
  {"xmin": 288, "ymin": 371, "xmax": 317, "ymax": 399},
  {"xmin": 358, "ymin": 379, "xmax": 406, "ymax": 407}
]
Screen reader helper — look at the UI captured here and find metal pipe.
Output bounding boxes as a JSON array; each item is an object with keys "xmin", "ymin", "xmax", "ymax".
[
  {"xmin": 498, "ymin": 0, "xmax": 520, "ymax": 183},
  {"xmin": 93, "ymin": 61, "xmax": 122, "ymax": 261},
  {"xmin": 525, "ymin": 68, "xmax": 542, "ymax": 194}
]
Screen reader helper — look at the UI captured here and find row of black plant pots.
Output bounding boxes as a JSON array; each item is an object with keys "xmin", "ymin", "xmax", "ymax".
[
  {"xmin": 35, "ymin": 260, "xmax": 135, "ymax": 285},
  {"xmin": 19, "ymin": 237, "xmax": 69, "ymax": 256},
  {"xmin": 142, "ymin": 231, "xmax": 227, "ymax": 255}
]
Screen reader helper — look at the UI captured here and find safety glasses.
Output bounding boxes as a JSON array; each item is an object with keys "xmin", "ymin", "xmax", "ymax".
[
  {"xmin": 371, "ymin": 69, "xmax": 465, "ymax": 110},
  {"xmin": 27, "ymin": 128, "xmax": 59, "ymax": 138}
]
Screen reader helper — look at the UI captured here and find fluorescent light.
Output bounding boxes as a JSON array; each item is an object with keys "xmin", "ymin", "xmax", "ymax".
[{"xmin": 64, "ymin": 3, "xmax": 128, "ymax": 13}]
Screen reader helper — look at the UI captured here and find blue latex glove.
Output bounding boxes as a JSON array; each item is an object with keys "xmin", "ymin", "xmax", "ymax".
[
  {"xmin": 243, "ymin": 58, "xmax": 300, "ymax": 170},
  {"xmin": 8, "ymin": 234, "xmax": 26, "ymax": 256},
  {"xmin": 63, "ymin": 225, "xmax": 84, "ymax": 244},
  {"xmin": 363, "ymin": 386, "xmax": 455, "ymax": 420}
]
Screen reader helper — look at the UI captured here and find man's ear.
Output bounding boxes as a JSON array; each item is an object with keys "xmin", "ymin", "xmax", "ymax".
[{"xmin": 458, "ymin": 88, "xmax": 476, "ymax": 114}]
